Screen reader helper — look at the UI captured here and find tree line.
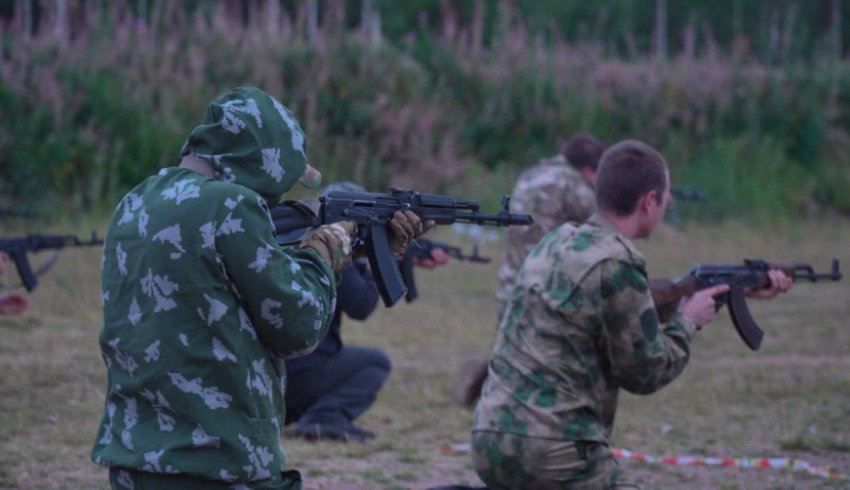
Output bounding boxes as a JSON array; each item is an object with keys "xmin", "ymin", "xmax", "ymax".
[
  {"xmin": 3, "ymin": 0, "xmax": 847, "ymax": 62},
  {"xmin": 1, "ymin": 0, "xmax": 849, "ymax": 221}
]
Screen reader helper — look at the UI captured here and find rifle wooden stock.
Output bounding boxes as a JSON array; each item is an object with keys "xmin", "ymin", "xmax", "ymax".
[{"xmin": 649, "ymin": 276, "xmax": 696, "ymax": 311}]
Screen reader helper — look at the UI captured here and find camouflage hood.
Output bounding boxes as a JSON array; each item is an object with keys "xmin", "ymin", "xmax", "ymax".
[{"xmin": 180, "ymin": 87, "xmax": 320, "ymax": 202}]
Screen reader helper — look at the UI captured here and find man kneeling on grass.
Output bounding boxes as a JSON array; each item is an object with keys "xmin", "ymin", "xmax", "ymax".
[{"xmin": 470, "ymin": 140, "xmax": 792, "ymax": 489}]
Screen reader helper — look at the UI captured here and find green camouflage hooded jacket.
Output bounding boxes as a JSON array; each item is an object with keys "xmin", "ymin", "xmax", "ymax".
[
  {"xmin": 91, "ymin": 87, "xmax": 336, "ymax": 485},
  {"xmin": 474, "ymin": 213, "xmax": 696, "ymax": 443},
  {"xmin": 496, "ymin": 154, "xmax": 596, "ymax": 302}
]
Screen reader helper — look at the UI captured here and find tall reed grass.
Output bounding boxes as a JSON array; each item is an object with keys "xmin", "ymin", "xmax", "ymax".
[{"xmin": 1, "ymin": 1, "xmax": 849, "ymax": 221}]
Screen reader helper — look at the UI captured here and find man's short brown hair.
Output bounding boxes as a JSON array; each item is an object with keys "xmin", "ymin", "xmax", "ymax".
[
  {"xmin": 560, "ymin": 133, "xmax": 605, "ymax": 171},
  {"xmin": 595, "ymin": 140, "xmax": 668, "ymax": 216}
]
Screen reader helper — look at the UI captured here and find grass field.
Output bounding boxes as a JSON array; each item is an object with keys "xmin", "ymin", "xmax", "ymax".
[{"xmin": 0, "ymin": 220, "xmax": 848, "ymax": 489}]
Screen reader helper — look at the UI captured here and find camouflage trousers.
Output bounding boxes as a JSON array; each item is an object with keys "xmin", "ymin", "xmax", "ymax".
[
  {"xmin": 108, "ymin": 467, "xmax": 303, "ymax": 490},
  {"xmin": 471, "ymin": 431, "xmax": 635, "ymax": 489}
]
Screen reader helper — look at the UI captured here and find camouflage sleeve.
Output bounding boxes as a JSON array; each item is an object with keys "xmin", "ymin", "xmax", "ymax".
[
  {"xmin": 597, "ymin": 259, "xmax": 696, "ymax": 395},
  {"xmin": 216, "ymin": 193, "xmax": 336, "ymax": 358}
]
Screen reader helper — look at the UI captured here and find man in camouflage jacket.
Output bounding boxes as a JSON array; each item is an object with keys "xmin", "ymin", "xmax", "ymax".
[
  {"xmin": 470, "ymin": 140, "xmax": 791, "ymax": 489},
  {"xmin": 496, "ymin": 133, "xmax": 603, "ymax": 303},
  {"xmin": 91, "ymin": 87, "xmax": 428, "ymax": 489},
  {"xmin": 454, "ymin": 133, "xmax": 604, "ymax": 408}
]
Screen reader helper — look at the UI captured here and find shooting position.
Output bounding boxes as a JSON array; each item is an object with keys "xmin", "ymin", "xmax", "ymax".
[{"xmin": 469, "ymin": 140, "xmax": 794, "ymax": 489}]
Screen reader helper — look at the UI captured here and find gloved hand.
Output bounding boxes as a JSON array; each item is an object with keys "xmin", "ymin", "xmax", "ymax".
[
  {"xmin": 389, "ymin": 210, "xmax": 435, "ymax": 260},
  {"xmin": 299, "ymin": 221, "xmax": 357, "ymax": 273}
]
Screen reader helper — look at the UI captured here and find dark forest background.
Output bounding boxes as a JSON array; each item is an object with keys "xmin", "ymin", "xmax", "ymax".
[{"xmin": 3, "ymin": 0, "xmax": 850, "ymax": 221}]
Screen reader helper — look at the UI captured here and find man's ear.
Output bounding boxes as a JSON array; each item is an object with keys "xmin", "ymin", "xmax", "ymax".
[{"xmin": 637, "ymin": 189, "xmax": 656, "ymax": 214}]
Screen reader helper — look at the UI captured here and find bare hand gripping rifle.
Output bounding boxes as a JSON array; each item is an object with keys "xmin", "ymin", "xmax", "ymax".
[
  {"xmin": 1, "ymin": 233, "xmax": 104, "ymax": 292},
  {"xmin": 650, "ymin": 259, "xmax": 842, "ymax": 350},
  {"xmin": 270, "ymin": 188, "xmax": 532, "ymax": 307}
]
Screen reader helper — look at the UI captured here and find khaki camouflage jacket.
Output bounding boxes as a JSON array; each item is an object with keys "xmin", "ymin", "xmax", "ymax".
[
  {"xmin": 91, "ymin": 88, "xmax": 336, "ymax": 485},
  {"xmin": 474, "ymin": 213, "xmax": 696, "ymax": 443},
  {"xmin": 497, "ymin": 155, "xmax": 596, "ymax": 301}
]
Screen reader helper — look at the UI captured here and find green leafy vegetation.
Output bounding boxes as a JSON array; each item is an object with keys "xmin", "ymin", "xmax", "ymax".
[{"xmin": 2, "ymin": 1, "xmax": 850, "ymax": 222}]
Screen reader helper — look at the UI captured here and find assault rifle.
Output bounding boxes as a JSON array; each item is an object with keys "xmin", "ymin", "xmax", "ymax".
[
  {"xmin": 408, "ymin": 238, "xmax": 491, "ymax": 264},
  {"xmin": 1, "ymin": 233, "xmax": 103, "ymax": 292},
  {"xmin": 400, "ymin": 238, "xmax": 491, "ymax": 303},
  {"xmin": 650, "ymin": 258, "xmax": 842, "ymax": 350},
  {"xmin": 271, "ymin": 188, "xmax": 532, "ymax": 306}
]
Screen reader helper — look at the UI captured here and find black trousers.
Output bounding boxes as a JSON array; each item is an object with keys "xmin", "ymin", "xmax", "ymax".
[{"xmin": 284, "ymin": 345, "xmax": 391, "ymax": 426}]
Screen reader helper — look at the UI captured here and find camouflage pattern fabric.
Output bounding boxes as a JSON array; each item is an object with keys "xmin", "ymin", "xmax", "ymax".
[
  {"xmin": 497, "ymin": 155, "xmax": 596, "ymax": 301},
  {"xmin": 108, "ymin": 467, "xmax": 303, "ymax": 490},
  {"xmin": 470, "ymin": 431, "xmax": 620, "ymax": 489},
  {"xmin": 299, "ymin": 221, "xmax": 356, "ymax": 273},
  {"xmin": 180, "ymin": 87, "xmax": 316, "ymax": 201},
  {"xmin": 92, "ymin": 87, "xmax": 336, "ymax": 488},
  {"xmin": 472, "ymin": 213, "xmax": 696, "ymax": 486}
]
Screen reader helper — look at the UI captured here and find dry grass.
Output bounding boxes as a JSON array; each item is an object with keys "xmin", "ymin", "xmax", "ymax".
[{"xmin": 1, "ymin": 220, "xmax": 849, "ymax": 489}]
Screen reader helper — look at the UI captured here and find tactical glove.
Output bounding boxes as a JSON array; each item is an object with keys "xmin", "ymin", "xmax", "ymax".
[
  {"xmin": 389, "ymin": 210, "xmax": 435, "ymax": 260},
  {"xmin": 299, "ymin": 221, "xmax": 357, "ymax": 273}
]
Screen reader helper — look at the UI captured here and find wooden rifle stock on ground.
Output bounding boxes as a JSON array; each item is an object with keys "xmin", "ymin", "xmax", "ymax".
[{"xmin": 650, "ymin": 259, "xmax": 842, "ymax": 350}]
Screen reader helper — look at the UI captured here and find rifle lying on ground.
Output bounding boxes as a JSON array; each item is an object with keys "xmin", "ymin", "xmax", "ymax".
[
  {"xmin": 271, "ymin": 188, "xmax": 532, "ymax": 306},
  {"xmin": 650, "ymin": 258, "xmax": 842, "ymax": 350},
  {"xmin": 1, "ymin": 233, "xmax": 104, "ymax": 292},
  {"xmin": 399, "ymin": 238, "xmax": 491, "ymax": 303}
]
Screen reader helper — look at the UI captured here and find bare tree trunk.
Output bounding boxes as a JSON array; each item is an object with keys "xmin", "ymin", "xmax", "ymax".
[
  {"xmin": 369, "ymin": 9, "xmax": 381, "ymax": 47},
  {"xmin": 733, "ymin": 0, "xmax": 742, "ymax": 41},
  {"xmin": 769, "ymin": 0, "xmax": 781, "ymax": 62},
  {"xmin": 307, "ymin": 0, "xmax": 318, "ymax": 46},
  {"xmin": 655, "ymin": 0, "xmax": 667, "ymax": 62},
  {"xmin": 832, "ymin": 0, "xmax": 843, "ymax": 59},
  {"xmin": 781, "ymin": 3, "xmax": 798, "ymax": 61},
  {"xmin": 54, "ymin": 0, "xmax": 66, "ymax": 41},
  {"xmin": 440, "ymin": 0, "xmax": 458, "ymax": 45},
  {"xmin": 732, "ymin": 0, "xmax": 744, "ymax": 61},
  {"xmin": 360, "ymin": 0, "xmax": 372, "ymax": 41},
  {"xmin": 138, "ymin": 0, "xmax": 147, "ymax": 25},
  {"xmin": 683, "ymin": 14, "xmax": 696, "ymax": 60},
  {"xmin": 470, "ymin": 0, "xmax": 484, "ymax": 56},
  {"xmin": 20, "ymin": 0, "xmax": 34, "ymax": 36},
  {"xmin": 702, "ymin": 20, "xmax": 719, "ymax": 60}
]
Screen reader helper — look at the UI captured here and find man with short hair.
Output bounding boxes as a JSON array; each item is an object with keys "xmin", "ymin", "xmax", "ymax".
[
  {"xmin": 453, "ymin": 133, "xmax": 605, "ymax": 408},
  {"xmin": 496, "ymin": 132, "xmax": 603, "ymax": 303},
  {"xmin": 470, "ymin": 140, "xmax": 791, "ymax": 489}
]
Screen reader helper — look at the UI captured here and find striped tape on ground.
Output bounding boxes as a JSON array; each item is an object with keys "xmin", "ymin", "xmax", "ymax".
[
  {"xmin": 613, "ymin": 448, "xmax": 847, "ymax": 482},
  {"xmin": 438, "ymin": 443, "xmax": 847, "ymax": 481}
]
